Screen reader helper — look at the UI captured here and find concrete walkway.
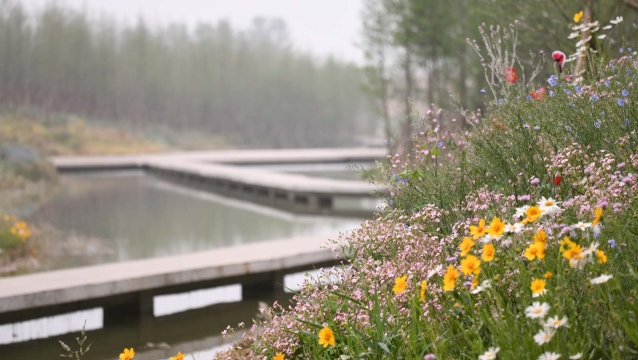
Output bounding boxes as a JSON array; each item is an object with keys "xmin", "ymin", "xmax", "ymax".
[
  {"xmin": 51, "ymin": 147, "xmax": 386, "ymax": 171},
  {"xmin": 0, "ymin": 236, "xmax": 341, "ymax": 314}
]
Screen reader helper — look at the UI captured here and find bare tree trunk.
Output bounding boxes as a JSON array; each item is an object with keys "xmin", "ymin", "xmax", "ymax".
[{"xmin": 575, "ymin": 0, "xmax": 592, "ymax": 75}]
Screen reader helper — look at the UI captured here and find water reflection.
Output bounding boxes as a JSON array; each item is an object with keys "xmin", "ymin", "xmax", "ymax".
[{"xmin": 29, "ymin": 171, "xmax": 360, "ymax": 270}]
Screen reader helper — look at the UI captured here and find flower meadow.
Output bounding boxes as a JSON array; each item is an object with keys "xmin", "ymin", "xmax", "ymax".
[{"xmin": 214, "ymin": 15, "xmax": 638, "ymax": 360}]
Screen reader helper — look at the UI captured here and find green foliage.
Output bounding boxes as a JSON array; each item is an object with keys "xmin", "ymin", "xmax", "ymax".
[{"xmin": 58, "ymin": 323, "xmax": 91, "ymax": 360}]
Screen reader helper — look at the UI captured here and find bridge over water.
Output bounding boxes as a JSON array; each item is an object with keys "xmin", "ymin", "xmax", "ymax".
[{"xmin": 0, "ymin": 148, "xmax": 383, "ymax": 337}]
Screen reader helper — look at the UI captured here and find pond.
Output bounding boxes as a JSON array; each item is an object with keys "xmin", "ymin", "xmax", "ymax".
[{"xmin": 27, "ymin": 171, "xmax": 361, "ymax": 270}]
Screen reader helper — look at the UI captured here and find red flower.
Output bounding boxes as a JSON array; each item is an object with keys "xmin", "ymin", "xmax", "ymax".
[
  {"xmin": 553, "ymin": 176, "xmax": 562, "ymax": 186},
  {"xmin": 505, "ymin": 68, "xmax": 518, "ymax": 83},
  {"xmin": 530, "ymin": 87, "xmax": 547, "ymax": 101},
  {"xmin": 552, "ymin": 51, "xmax": 566, "ymax": 73}
]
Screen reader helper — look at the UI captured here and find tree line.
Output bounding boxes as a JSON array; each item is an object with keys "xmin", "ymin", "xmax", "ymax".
[
  {"xmin": 0, "ymin": 1, "xmax": 373, "ymax": 148},
  {"xmin": 360, "ymin": 0, "xmax": 638, "ymax": 152}
]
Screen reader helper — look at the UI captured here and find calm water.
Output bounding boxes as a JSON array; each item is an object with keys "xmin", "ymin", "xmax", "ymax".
[
  {"xmin": 28, "ymin": 171, "xmax": 361, "ymax": 270},
  {"xmin": 5, "ymin": 171, "xmax": 357, "ymax": 359}
]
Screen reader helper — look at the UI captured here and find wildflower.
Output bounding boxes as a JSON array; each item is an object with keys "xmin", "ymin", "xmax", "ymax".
[
  {"xmin": 531, "ymin": 279, "xmax": 547, "ymax": 297},
  {"xmin": 443, "ymin": 265, "xmax": 459, "ymax": 291},
  {"xmin": 459, "ymin": 237, "xmax": 475, "ymax": 256},
  {"xmin": 470, "ymin": 219, "xmax": 488, "ymax": 239},
  {"xmin": 170, "ymin": 352, "xmax": 185, "ymax": 360},
  {"xmin": 424, "ymin": 355, "xmax": 436, "ymax": 360},
  {"xmin": 590, "ymin": 274, "xmax": 613, "ymax": 285},
  {"xmin": 625, "ymin": 119, "xmax": 630, "ymax": 126},
  {"xmin": 549, "ymin": 91, "xmax": 555, "ymax": 97},
  {"xmin": 525, "ymin": 302, "xmax": 551, "ymax": 319},
  {"xmin": 590, "ymin": 94, "xmax": 599, "ymax": 101},
  {"xmin": 546, "ymin": 315, "xmax": 568, "ymax": 329},
  {"xmin": 393, "ymin": 276, "xmax": 408, "ymax": 294},
  {"xmin": 487, "ymin": 217, "xmax": 505, "ymax": 239},
  {"xmin": 569, "ymin": 353, "xmax": 583, "ymax": 359},
  {"xmin": 596, "ymin": 249, "xmax": 607, "ymax": 263},
  {"xmin": 598, "ymin": 34, "xmax": 607, "ymax": 39},
  {"xmin": 534, "ymin": 328, "xmax": 555, "ymax": 345},
  {"xmin": 514, "ymin": 205, "xmax": 529, "ymax": 219},
  {"xmin": 525, "ymin": 242, "xmax": 546, "ymax": 261},
  {"xmin": 619, "ymin": 99, "xmax": 626, "ymax": 106},
  {"xmin": 481, "ymin": 89, "xmax": 486, "ymax": 93},
  {"xmin": 479, "ymin": 347, "xmax": 500, "ymax": 360},
  {"xmin": 120, "ymin": 348, "xmax": 135, "ymax": 360},
  {"xmin": 461, "ymin": 255, "xmax": 481, "ymax": 275},
  {"xmin": 573, "ymin": 222, "xmax": 592, "ymax": 230},
  {"xmin": 482, "ymin": 243, "xmax": 495, "ymax": 262},
  {"xmin": 595, "ymin": 119, "xmax": 601, "ymax": 129},
  {"xmin": 534, "ymin": 230, "xmax": 547, "ymax": 244},
  {"xmin": 505, "ymin": 67, "xmax": 518, "ymax": 83},
  {"xmin": 592, "ymin": 207, "xmax": 603, "ymax": 226},
  {"xmin": 420, "ymin": 280, "xmax": 427, "ymax": 302},
  {"xmin": 573, "ymin": 10, "xmax": 583, "ymax": 23},
  {"xmin": 531, "ymin": 177, "xmax": 540, "ymax": 185},
  {"xmin": 525, "ymin": 206, "xmax": 543, "ymax": 223},
  {"xmin": 605, "ymin": 80, "xmax": 610, "ymax": 87},
  {"xmin": 544, "ymin": 272, "xmax": 553, "ymax": 279},
  {"xmin": 318, "ymin": 327, "xmax": 336, "ymax": 348},
  {"xmin": 568, "ymin": 31, "xmax": 579, "ymax": 39},
  {"xmin": 539, "ymin": 352, "xmax": 562, "ymax": 360},
  {"xmin": 575, "ymin": 86, "xmax": 582, "ymax": 93},
  {"xmin": 427, "ymin": 264, "xmax": 443, "ymax": 279},
  {"xmin": 531, "ymin": 87, "xmax": 547, "ymax": 101},
  {"xmin": 538, "ymin": 197, "xmax": 560, "ymax": 215},
  {"xmin": 504, "ymin": 222, "xmax": 524, "ymax": 234},
  {"xmin": 622, "ymin": 89, "xmax": 629, "ymax": 96},
  {"xmin": 610, "ymin": 16, "xmax": 623, "ymax": 25},
  {"xmin": 471, "ymin": 279, "xmax": 492, "ymax": 294},
  {"xmin": 608, "ymin": 238, "xmax": 616, "ymax": 248},
  {"xmin": 471, "ymin": 276, "xmax": 479, "ymax": 290},
  {"xmin": 553, "ymin": 176, "xmax": 562, "ymax": 186}
]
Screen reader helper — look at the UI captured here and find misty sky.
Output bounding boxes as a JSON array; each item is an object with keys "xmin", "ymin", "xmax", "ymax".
[{"xmin": 22, "ymin": 0, "xmax": 364, "ymax": 64}]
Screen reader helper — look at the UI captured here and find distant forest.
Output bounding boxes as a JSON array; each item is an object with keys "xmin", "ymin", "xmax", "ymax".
[{"xmin": 0, "ymin": 1, "xmax": 372, "ymax": 148}]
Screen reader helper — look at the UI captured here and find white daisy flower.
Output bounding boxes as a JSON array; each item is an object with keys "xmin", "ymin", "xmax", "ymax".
[
  {"xmin": 525, "ymin": 302, "xmax": 550, "ymax": 319},
  {"xmin": 610, "ymin": 16, "xmax": 623, "ymax": 25},
  {"xmin": 538, "ymin": 197, "xmax": 561, "ymax": 215},
  {"xmin": 602, "ymin": 25, "xmax": 613, "ymax": 30},
  {"xmin": 590, "ymin": 274, "xmax": 613, "ymax": 285},
  {"xmin": 573, "ymin": 222, "xmax": 592, "ymax": 230},
  {"xmin": 471, "ymin": 280, "xmax": 492, "ymax": 294},
  {"xmin": 569, "ymin": 353, "xmax": 583, "ymax": 359},
  {"xmin": 504, "ymin": 222, "xmax": 524, "ymax": 234},
  {"xmin": 572, "ymin": 24, "xmax": 586, "ymax": 31},
  {"xmin": 532, "ymin": 289, "xmax": 547, "ymax": 298},
  {"xmin": 427, "ymin": 265, "xmax": 443, "ymax": 279},
  {"xmin": 479, "ymin": 347, "xmax": 500, "ymax": 360},
  {"xmin": 534, "ymin": 328, "xmax": 555, "ymax": 345},
  {"xmin": 546, "ymin": 315, "xmax": 568, "ymax": 329},
  {"xmin": 568, "ymin": 31, "xmax": 580, "ymax": 39},
  {"xmin": 597, "ymin": 34, "xmax": 607, "ymax": 39},
  {"xmin": 539, "ymin": 352, "xmax": 561, "ymax": 360},
  {"xmin": 582, "ymin": 242, "xmax": 600, "ymax": 257},
  {"xmin": 514, "ymin": 206, "xmax": 529, "ymax": 219}
]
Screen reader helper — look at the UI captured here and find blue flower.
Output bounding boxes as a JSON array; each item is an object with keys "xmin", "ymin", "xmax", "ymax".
[
  {"xmin": 601, "ymin": 111, "xmax": 605, "ymax": 115},
  {"xmin": 595, "ymin": 119, "xmax": 601, "ymax": 129},
  {"xmin": 625, "ymin": 118, "xmax": 631, "ymax": 126},
  {"xmin": 608, "ymin": 239, "xmax": 616, "ymax": 248},
  {"xmin": 498, "ymin": 99, "xmax": 504, "ymax": 104},
  {"xmin": 548, "ymin": 78, "xmax": 557, "ymax": 87},
  {"xmin": 526, "ymin": 95, "xmax": 532, "ymax": 101},
  {"xmin": 621, "ymin": 47, "xmax": 625, "ymax": 53},
  {"xmin": 622, "ymin": 89, "xmax": 629, "ymax": 97},
  {"xmin": 549, "ymin": 91, "xmax": 555, "ymax": 97},
  {"xmin": 569, "ymin": 102, "xmax": 575, "ymax": 107},
  {"xmin": 590, "ymin": 94, "xmax": 599, "ymax": 102},
  {"xmin": 618, "ymin": 99, "xmax": 626, "ymax": 106},
  {"xmin": 565, "ymin": 125, "xmax": 572, "ymax": 131},
  {"xmin": 629, "ymin": 47, "xmax": 633, "ymax": 52},
  {"xmin": 480, "ymin": 88, "xmax": 486, "ymax": 93},
  {"xmin": 523, "ymin": 124, "xmax": 530, "ymax": 129},
  {"xmin": 384, "ymin": 139, "xmax": 389, "ymax": 145},
  {"xmin": 605, "ymin": 80, "xmax": 610, "ymax": 87},
  {"xmin": 564, "ymin": 89, "xmax": 572, "ymax": 95},
  {"xmin": 575, "ymin": 86, "xmax": 582, "ymax": 94},
  {"xmin": 529, "ymin": 115, "xmax": 533, "ymax": 119},
  {"xmin": 437, "ymin": 141, "xmax": 443, "ymax": 148},
  {"xmin": 534, "ymin": 125, "xmax": 540, "ymax": 130}
]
